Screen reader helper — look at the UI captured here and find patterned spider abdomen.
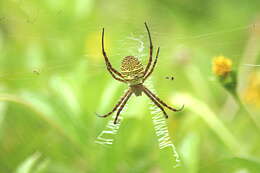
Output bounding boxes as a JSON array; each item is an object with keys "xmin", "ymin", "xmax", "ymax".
[{"xmin": 121, "ymin": 56, "xmax": 144, "ymax": 85}]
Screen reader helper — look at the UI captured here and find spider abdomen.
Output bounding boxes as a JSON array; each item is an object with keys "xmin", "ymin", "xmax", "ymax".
[{"xmin": 120, "ymin": 56, "xmax": 144, "ymax": 85}]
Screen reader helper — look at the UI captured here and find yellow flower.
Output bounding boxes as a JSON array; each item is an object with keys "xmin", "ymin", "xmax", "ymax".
[
  {"xmin": 212, "ymin": 56, "xmax": 232, "ymax": 76},
  {"xmin": 244, "ymin": 71, "xmax": 260, "ymax": 108}
]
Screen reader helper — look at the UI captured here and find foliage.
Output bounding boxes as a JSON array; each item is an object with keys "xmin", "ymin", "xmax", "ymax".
[{"xmin": 1, "ymin": 0, "xmax": 260, "ymax": 172}]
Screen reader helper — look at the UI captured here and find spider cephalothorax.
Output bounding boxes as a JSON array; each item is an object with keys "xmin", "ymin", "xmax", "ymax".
[{"xmin": 97, "ymin": 22, "xmax": 184, "ymax": 124}]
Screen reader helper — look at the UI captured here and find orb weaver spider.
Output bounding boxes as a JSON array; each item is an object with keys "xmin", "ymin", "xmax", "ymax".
[{"xmin": 97, "ymin": 22, "xmax": 184, "ymax": 124}]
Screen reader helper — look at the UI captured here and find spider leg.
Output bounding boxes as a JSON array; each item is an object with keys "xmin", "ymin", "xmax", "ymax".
[
  {"xmin": 143, "ymin": 85, "xmax": 184, "ymax": 112},
  {"xmin": 106, "ymin": 64, "xmax": 126, "ymax": 83},
  {"xmin": 143, "ymin": 22, "xmax": 154, "ymax": 76},
  {"xmin": 102, "ymin": 28, "xmax": 126, "ymax": 83},
  {"xmin": 96, "ymin": 89, "xmax": 131, "ymax": 118},
  {"xmin": 143, "ymin": 87, "xmax": 168, "ymax": 118},
  {"xmin": 144, "ymin": 47, "xmax": 160, "ymax": 81},
  {"xmin": 114, "ymin": 91, "xmax": 133, "ymax": 124}
]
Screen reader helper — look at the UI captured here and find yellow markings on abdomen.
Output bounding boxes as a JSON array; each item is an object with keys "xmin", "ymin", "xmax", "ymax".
[{"xmin": 121, "ymin": 56, "xmax": 144, "ymax": 77}]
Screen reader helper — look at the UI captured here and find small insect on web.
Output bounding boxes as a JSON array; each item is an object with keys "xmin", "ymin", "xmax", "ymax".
[
  {"xmin": 96, "ymin": 22, "xmax": 184, "ymax": 124},
  {"xmin": 165, "ymin": 76, "xmax": 175, "ymax": 80}
]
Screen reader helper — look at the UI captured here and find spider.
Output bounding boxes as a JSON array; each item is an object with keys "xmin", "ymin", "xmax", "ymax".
[{"xmin": 97, "ymin": 22, "xmax": 184, "ymax": 124}]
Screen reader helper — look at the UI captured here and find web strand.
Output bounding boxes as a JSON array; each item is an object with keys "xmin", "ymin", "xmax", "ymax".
[{"xmin": 146, "ymin": 79, "xmax": 181, "ymax": 168}]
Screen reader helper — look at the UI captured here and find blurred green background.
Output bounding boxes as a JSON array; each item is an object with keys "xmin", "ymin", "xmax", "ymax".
[{"xmin": 1, "ymin": 0, "xmax": 260, "ymax": 172}]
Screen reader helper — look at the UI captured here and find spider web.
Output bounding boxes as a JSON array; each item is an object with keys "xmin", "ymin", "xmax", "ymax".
[
  {"xmin": 1, "ymin": 13, "xmax": 259, "ymax": 81},
  {"xmin": 95, "ymin": 89, "xmax": 128, "ymax": 146},
  {"xmin": 95, "ymin": 115, "xmax": 124, "ymax": 146},
  {"xmin": 146, "ymin": 78, "xmax": 181, "ymax": 168},
  {"xmin": 1, "ymin": 1, "xmax": 260, "ymax": 171},
  {"xmin": 94, "ymin": 37, "xmax": 181, "ymax": 167}
]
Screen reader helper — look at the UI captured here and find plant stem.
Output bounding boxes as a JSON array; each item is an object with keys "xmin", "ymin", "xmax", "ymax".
[{"xmin": 231, "ymin": 91, "xmax": 260, "ymax": 133}]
